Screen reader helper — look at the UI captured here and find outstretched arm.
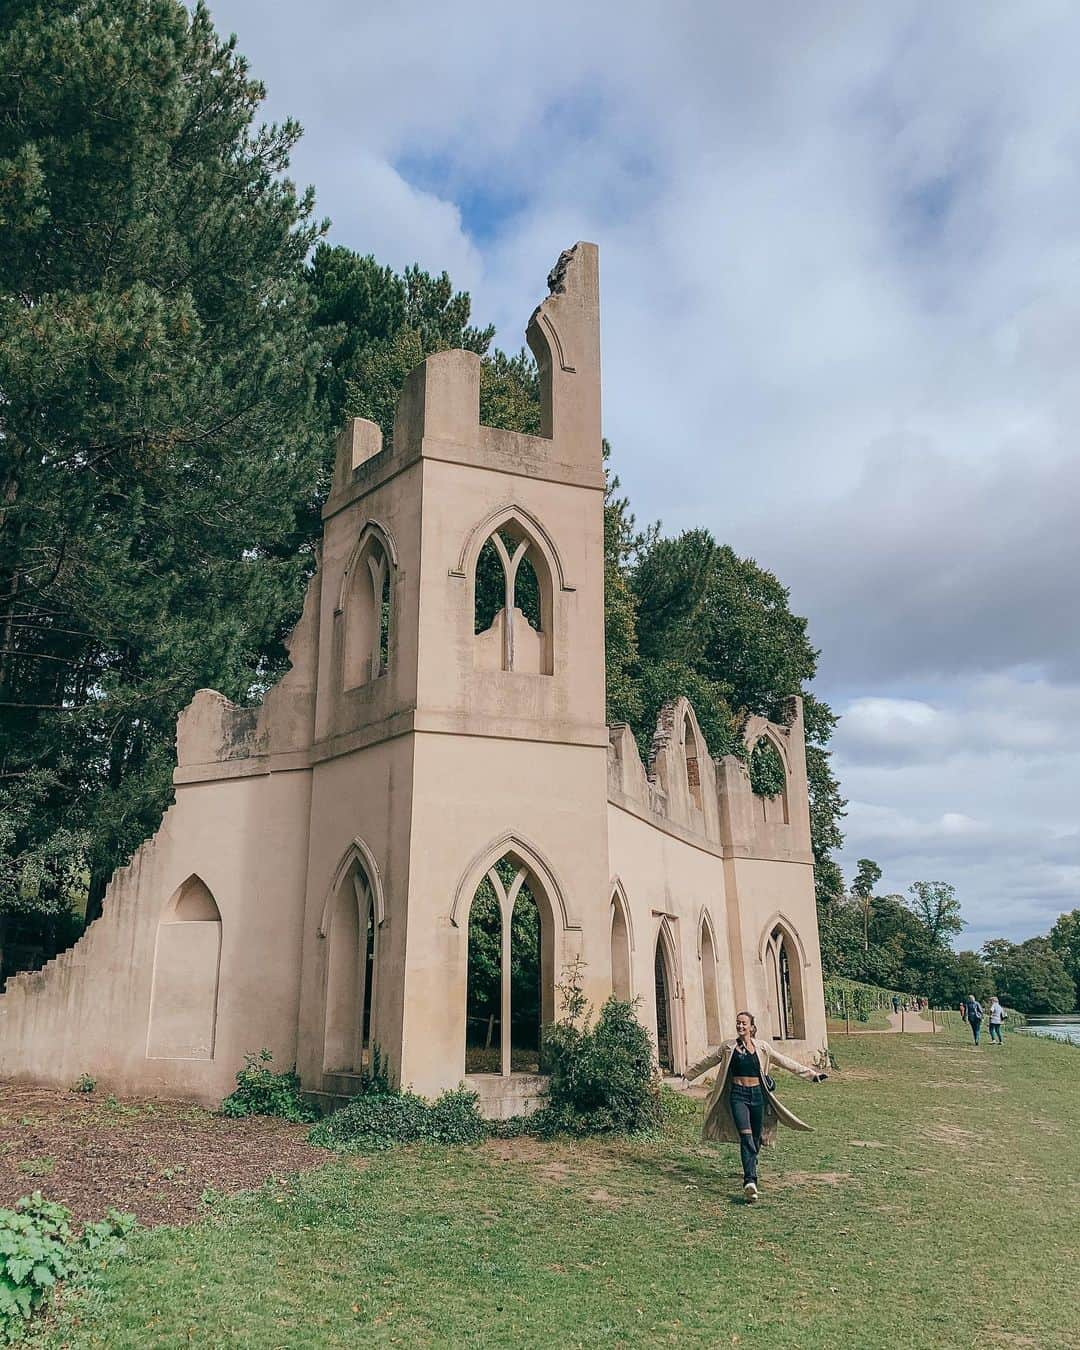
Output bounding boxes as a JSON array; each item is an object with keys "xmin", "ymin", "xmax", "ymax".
[
  {"xmin": 684, "ymin": 1047, "xmax": 725, "ymax": 1082},
  {"xmin": 770, "ymin": 1046, "xmax": 827, "ymax": 1082}
]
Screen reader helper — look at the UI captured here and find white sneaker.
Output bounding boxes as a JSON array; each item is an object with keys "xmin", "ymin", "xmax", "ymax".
[{"xmin": 743, "ymin": 1181, "xmax": 759, "ymax": 1203}]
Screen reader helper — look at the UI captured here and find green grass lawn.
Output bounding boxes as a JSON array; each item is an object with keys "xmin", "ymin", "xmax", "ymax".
[{"xmin": 43, "ymin": 1024, "xmax": 1080, "ymax": 1348}]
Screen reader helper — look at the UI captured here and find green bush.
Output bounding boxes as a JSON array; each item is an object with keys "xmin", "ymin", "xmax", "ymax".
[
  {"xmin": 532, "ymin": 960, "xmax": 660, "ymax": 1138},
  {"xmin": 220, "ymin": 1050, "xmax": 316, "ymax": 1123},
  {"xmin": 309, "ymin": 1086, "xmax": 486, "ymax": 1152},
  {"xmin": 0, "ymin": 1192, "xmax": 134, "ymax": 1342}
]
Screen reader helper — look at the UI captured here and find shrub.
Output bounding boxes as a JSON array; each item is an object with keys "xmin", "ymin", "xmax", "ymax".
[
  {"xmin": 220, "ymin": 1050, "xmax": 316, "ymax": 1123},
  {"xmin": 71, "ymin": 1074, "xmax": 96, "ymax": 1095},
  {"xmin": 309, "ymin": 1086, "xmax": 486, "ymax": 1152},
  {"xmin": 0, "ymin": 1192, "xmax": 134, "ymax": 1342},
  {"xmin": 532, "ymin": 959, "xmax": 661, "ymax": 1138}
]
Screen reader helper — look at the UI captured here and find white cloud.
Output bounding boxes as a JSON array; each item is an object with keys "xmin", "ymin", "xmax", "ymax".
[
  {"xmin": 200, "ymin": 0, "xmax": 1080, "ymax": 943},
  {"xmin": 325, "ymin": 152, "xmax": 482, "ymax": 289}
]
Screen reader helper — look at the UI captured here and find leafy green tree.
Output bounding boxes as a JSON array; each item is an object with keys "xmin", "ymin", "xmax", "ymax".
[
  {"xmin": 601, "ymin": 446, "xmax": 643, "ymax": 728},
  {"xmin": 628, "ymin": 528, "xmax": 845, "ymax": 905},
  {"xmin": 851, "ymin": 858, "xmax": 882, "ymax": 952},
  {"xmin": 0, "ymin": 0, "xmax": 325, "ymax": 922},
  {"xmin": 941, "ymin": 950, "xmax": 993, "ymax": 1007},
  {"xmin": 307, "ymin": 244, "xmax": 495, "ymax": 445},
  {"xmin": 982, "ymin": 937, "xmax": 1076, "ymax": 1016},
  {"xmin": 1048, "ymin": 909, "xmax": 1080, "ymax": 1010},
  {"xmin": 905, "ymin": 881, "xmax": 964, "ymax": 950}
]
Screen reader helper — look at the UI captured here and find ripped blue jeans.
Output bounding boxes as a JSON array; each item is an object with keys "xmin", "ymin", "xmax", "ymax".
[{"xmin": 730, "ymin": 1082, "xmax": 764, "ymax": 1183}]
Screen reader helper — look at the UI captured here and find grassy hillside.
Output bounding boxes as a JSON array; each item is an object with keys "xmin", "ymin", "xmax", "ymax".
[{"xmin": 44, "ymin": 1024, "xmax": 1080, "ymax": 1347}]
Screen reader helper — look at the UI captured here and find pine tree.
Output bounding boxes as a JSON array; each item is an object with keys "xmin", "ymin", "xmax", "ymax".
[{"xmin": 0, "ymin": 1, "xmax": 326, "ymax": 929}]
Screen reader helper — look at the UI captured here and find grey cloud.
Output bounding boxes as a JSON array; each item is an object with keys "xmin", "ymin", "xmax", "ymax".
[{"xmin": 197, "ymin": 1, "xmax": 1080, "ymax": 943}]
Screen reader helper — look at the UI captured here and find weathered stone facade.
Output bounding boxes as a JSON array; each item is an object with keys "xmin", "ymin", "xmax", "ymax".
[{"xmin": 0, "ymin": 244, "xmax": 827, "ymax": 1114}]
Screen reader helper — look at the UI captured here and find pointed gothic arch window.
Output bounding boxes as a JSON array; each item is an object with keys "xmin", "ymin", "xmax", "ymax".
[
  {"xmin": 343, "ymin": 532, "xmax": 392, "ymax": 690},
  {"xmin": 465, "ymin": 852, "xmax": 555, "ymax": 1075},
  {"xmin": 683, "ymin": 712, "xmax": 703, "ymax": 815},
  {"xmin": 147, "ymin": 875, "xmax": 222, "ymax": 1061},
  {"xmin": 750, "ymin": 734, "xmax": 789, "ymax": 825},
  {"xmin": 763, "ymin": 922, "xmax": 805, "ymax": 1040},
  {"xmin": 324, "ymin": 861, "xmax": 378, "ymax": 1072},
  {"xmin": 699, "ymin": 912, "xmax": 722, "ymax": 1045},
  {"xmin": 473, "ymin": 520, "xmax": 553, "ymax": 675}
]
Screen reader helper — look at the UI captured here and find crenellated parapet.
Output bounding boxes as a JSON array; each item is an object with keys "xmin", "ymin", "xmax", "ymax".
[{"xmin": 607, "ymin": 694, "xmax": 813, "ymax": 863}]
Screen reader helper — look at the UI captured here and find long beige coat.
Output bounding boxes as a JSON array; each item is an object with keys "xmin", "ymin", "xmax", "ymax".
[{"xmin": 684, "ymin": 1039, "xmax": 819, "ymax": 1146}]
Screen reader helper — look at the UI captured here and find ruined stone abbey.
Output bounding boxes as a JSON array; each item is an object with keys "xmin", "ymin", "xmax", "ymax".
[{"xmin": 0, "ymin": 244, "xmax": 827, "ymax": 1115}]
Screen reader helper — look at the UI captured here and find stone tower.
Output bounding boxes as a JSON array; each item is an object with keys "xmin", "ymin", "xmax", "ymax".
[{"xmin": 294, "ymin": 243, "xmax": 611, "ymax": 1106}]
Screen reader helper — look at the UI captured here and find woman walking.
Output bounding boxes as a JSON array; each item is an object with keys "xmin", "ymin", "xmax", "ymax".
[{"xmin": 684, "ymin": 1011, "xmax": 827, "ymax": 1203}]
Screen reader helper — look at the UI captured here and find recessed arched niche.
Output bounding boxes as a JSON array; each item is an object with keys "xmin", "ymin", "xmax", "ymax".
[
  {"xmin": 146, "ymin": 876, "xmax": 222, "ymax": 1061},
  {"xmin": 610, "ymin": 884, "xmax": 633, "ymax": 1003},
  {"xmin": 341, "ymin": 527, "xmax": 393, "ymax": 690}
]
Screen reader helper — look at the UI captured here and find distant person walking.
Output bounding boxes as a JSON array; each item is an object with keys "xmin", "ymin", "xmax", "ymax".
[
  {"xmin": 892, "ymin": 995, "xmax": 900, "ymax": 1015},
  {"xmin": 965, "ymin": 994, "xmax": 983, "ymax": 1045},
  {"xmin": 683, "ymin": 1011, "xmax": 828, "ymax": 1204},
  {"xmin": 988, "ymin": 997, "xmax": 1006, "ymax": 1044}
]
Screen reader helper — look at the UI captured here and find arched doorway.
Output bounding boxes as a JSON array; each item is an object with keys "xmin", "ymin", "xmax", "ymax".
[
  {"xmin": 654, "ymin": 923, "xmax": 680, "ymax": 1074},
  {"xmin": 324, "ymin": 865, "xmax": 378, "ymax": 1073},
  {"xmin": 763, "ymin": 922, "xmax": 805, "ymax": 1040}
]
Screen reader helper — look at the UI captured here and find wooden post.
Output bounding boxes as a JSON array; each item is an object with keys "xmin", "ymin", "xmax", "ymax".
[
  {"xmin": 931, "ymin": 1006, "xmax": 936, "ymax": 1033},
  {"xmin": 901, "ymin": 1006, "xmax": 905, "ymax": 1034}
]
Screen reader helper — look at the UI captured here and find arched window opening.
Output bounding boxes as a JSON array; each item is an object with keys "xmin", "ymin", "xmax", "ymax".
[
  {"xmin": 472, "ymin": 520, "xmax": 553, "ymax": 675},
  {"xmin": 465, "ymin": 878, "xmax": 502, "ymax": 1074},
  {"xmin": 343, "ymin": 536, "xmax": 391, "ymax": 690},
  {"xmin": 684, "ymin": 715, "xmax": 703, "ymax": 814},
  {"xmin": 750, "ymin": 735, "xmax": 789, "ymax": 826},
  {"xmin": 654, "ymin": 939, "xmax": 675, "ymax": 1074},
  {"xmin": 464, "ymin": 853, "xmax": 554, "ymax": 1076},
  {"xmin": 510, "ymin": 883, "xmax": 542, "ymax": 1073},
  {"xmin": 610, "ymin": 893, "xmax": 632, "ymax": 1002},
  {"xmin": 515, "ymin": 554, "xmax": 542, "ymax": 631},
  {"xmin": 378, "ymin": 557, "xmax": 391, "ymax": 674},
  {"xmin": 765, "ymin": 924, "xmax": 805, "ymax": 1040},
  {"xmin": 147, "ymin": 876, "xmax": 222, "ymax": 1061},
  {"xmin": 324, "ymin": 866, "xmax": 378, "ymax": 1072},
  {"xmin": 474, "ymin": 537, "xmax": 504, "ymax": 635},
  {"xmin": 699, "ymin": 915, "xmax": 722, "ymax": 1046}
]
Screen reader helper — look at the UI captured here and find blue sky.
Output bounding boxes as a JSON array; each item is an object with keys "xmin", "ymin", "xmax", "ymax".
[{"xmin": 205, "ymin": 0, "xmax": 1080, "ymax": 949}]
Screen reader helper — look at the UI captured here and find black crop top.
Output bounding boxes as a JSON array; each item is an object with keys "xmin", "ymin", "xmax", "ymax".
[{"xmin": 731, "ymin": 1043, "xmax": 762, "ymax": 1078}]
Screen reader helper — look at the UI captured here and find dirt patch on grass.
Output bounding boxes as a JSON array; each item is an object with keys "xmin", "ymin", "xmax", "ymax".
[
  {"xmin": 481, "ymin": 1136, "xmax": 555, "ymax": 1165},
  {"xmin": 926, "ymin": 1123, "xmax": 981, "ymax": 1148},
  {"xmin": 0, "ymin": 1082, "xmax": 328, "ymax": 1226}
]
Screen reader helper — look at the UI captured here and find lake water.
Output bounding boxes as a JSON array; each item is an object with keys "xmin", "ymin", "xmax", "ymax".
[{"xmin": 1023, "ymin": 1015, "xmax": 1080, "ymax": 1046}]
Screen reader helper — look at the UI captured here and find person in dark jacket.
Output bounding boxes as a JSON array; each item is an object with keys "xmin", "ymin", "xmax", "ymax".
[{"xmin": 965, "ymin": 994, "xmax": 983, "ymax": 1045}]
